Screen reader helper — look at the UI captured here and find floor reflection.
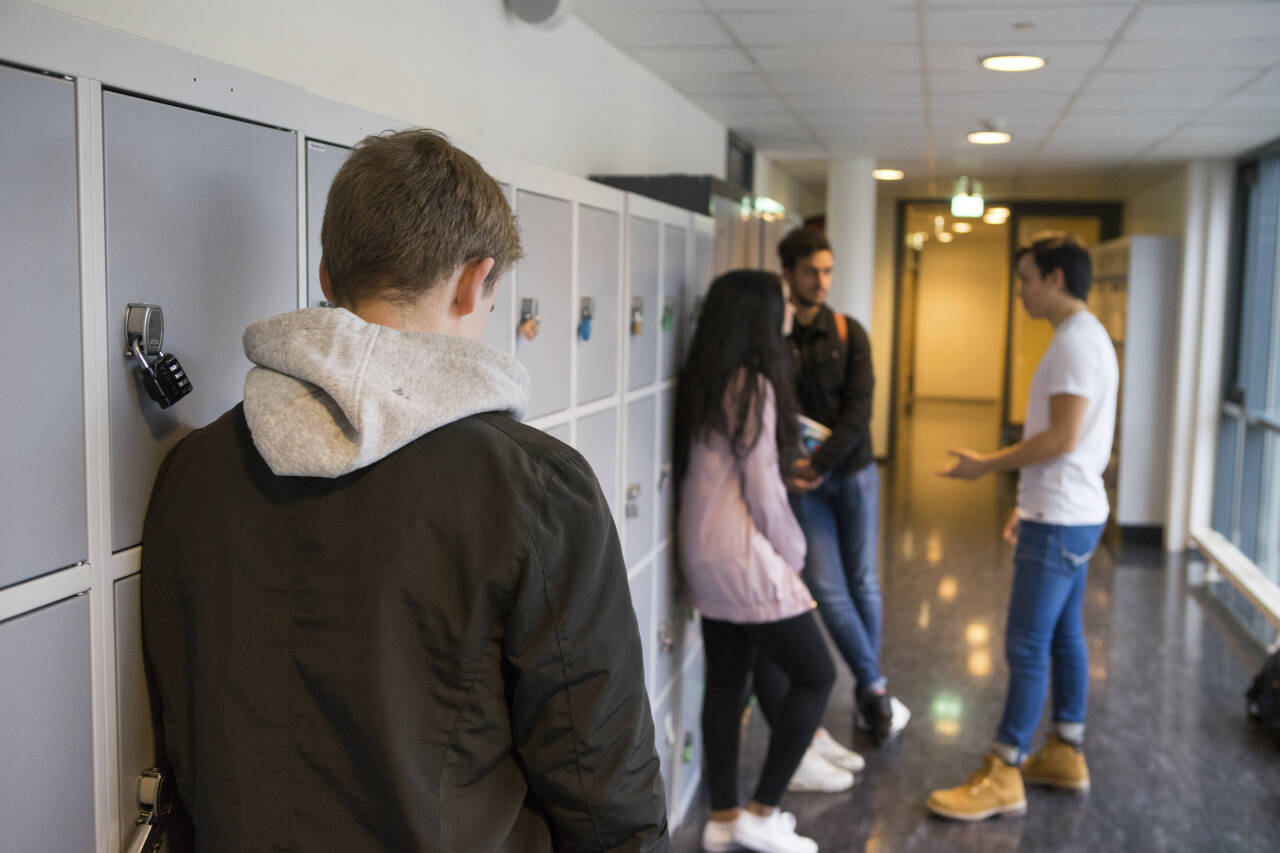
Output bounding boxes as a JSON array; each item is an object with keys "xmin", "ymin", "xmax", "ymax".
[{"xmin": 671, "ymin": 400, "xmax": 1280, "ymax": 852}]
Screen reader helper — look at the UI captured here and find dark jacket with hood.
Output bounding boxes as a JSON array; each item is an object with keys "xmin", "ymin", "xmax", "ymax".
[{"xmin": 142, "ymin": 307, "xmax": 669, "ymax": 852}]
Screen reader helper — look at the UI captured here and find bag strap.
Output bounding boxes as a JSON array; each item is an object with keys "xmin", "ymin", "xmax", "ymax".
[{"xmin": 833, "ymin": 311, "xmax": 848, "ymax": 345}]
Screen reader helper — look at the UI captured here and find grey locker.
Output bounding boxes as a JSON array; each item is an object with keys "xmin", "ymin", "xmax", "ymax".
[
  {"xmin": 660, "ymin": 224, "xmax": 687, "ymax": 380},
  {"xmin": 690, "ymin": 226, "xmax": 715, "ymax": 350},
  {"xmin": 543, "ymin": 422, "xmax": 570, "ymax": 445},
  {"xmin": 515, "ymin": 190, "xmax": 572, "ymax": 419},
  {"xmin": 625, "ymin": 396, "xmax": 657, "ymax": 567},
  {"xmin": 305, "ymin": 140, "xmax": 351, "ymax": 307},
  {"xmin": 657, "ymin": 388, "xmax": 676, "ymax": 543},
  {"xmin": 576, "ymin": 205, "xmax": 620, "ymax": 404},
  {"xmin": 652, "ymin": 545, "xmax": 685, "ymax": 695},
  {"xmin": 576, "ymin": 408, "xmax": 618, "ymax": 516},
  {"xmin": 628, "ymin": 216, "xmax": 660, "ymax": 390},
  {"xmin": 104, "ymin": 92, "xmax": 298, "ymax": 551},
  {"xmin": 676, "ymin": 650, "xmax": 705, "ymax": 810},
  {"xmin": 482, "ymin": 184, "xmax": 516, "ymax": 357},
  {"xmin": 0, "ymin": 595, "xmax": 94, "ymax": 851},
  {"xmin": 115, "ymin": 575, "xmax": 153, "ymax": 839},
  {"xmin": 0, "ymin": 66, "xmax": 87, "ymax": 588},
  {"xmin": 651, "ymin": 685, "xmax": 678, "ymax": 814},
  {"xmin": 629, "ymin": 564, "xmax": 654, "ymax": 696}
]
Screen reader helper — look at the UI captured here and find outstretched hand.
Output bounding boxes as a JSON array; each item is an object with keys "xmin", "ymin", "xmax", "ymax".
[{"xmin": 937, "ymin": 448, "xmax": 990, "ymax": 480}]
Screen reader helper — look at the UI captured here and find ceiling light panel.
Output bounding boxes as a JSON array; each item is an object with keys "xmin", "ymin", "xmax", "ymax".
[
  {"xmin": 926, "ymin": 6, "xmax": 1131, "ymax": 43},
  {"xmin": 1127, "ymin": 3, "xmax": 1280, "ymax": 40},
  {"xmin": 631, "ymin": 47, "xmax": 755, "ymax": 74},
  {"xmin": 930, "ymin": 42, "xmax": 1106, "ymax": 71},
  {"xmin": 719, "ymin": 9, "xmax": 918, "ymax": 46}
]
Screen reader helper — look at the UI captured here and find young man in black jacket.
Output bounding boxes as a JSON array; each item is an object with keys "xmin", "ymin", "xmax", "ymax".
[
  {"xmin": 779, "ymin": 227, "xmax": 910, "ymax": 744},
  {"xmin": 142, "ymin": 129, "xmax": 669, "ymax": 852}
]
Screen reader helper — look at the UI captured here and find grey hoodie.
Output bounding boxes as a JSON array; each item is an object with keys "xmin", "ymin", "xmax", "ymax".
[{"xmin": 242, "ymin": 307, "xmax": 530, "ymax": 477}]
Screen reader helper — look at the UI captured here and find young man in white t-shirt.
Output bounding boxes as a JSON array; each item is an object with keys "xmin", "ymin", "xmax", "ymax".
[{"xmin": 926, "ymin": 232, "xmax": 1119, "ymax": 821}]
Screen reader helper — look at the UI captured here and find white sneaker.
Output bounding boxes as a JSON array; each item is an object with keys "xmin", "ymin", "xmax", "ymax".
[
  {"xmin": 888, "ymin": 696, "xmax": 911, "ymax": 737},
  {"xmin": 786, "ymin": 746, "xmax": 855, "ymax": 792},
  {"xmin": 810, "ymin": 728, "xmax": 865, "ymax": 773},
  {"xmin": 701, "ymin": 818, "xmax": 740, "ymax": 852},
  {"xmin": 732, "ymin": 809, "xmax": 819, "ymax": 853}
]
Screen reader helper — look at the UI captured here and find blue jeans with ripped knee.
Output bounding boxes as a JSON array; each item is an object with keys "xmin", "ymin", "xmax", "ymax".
[{"xmin": 995, "ymin": 519, "xmax": 1105, "ymax": 761}]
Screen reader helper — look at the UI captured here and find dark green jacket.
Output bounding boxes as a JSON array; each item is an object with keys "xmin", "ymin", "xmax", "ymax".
[{"xmin": 142, "ymin": 405, "xmax": 669, "ymax": 852}]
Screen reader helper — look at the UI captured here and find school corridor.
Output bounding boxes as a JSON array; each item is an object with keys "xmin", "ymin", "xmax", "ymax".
[{"xmin": 672, "ymin": 400, "xmax": 1280, "ymax": 853}]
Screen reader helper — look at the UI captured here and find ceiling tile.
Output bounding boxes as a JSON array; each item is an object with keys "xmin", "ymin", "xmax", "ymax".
[
  {"xmin": 1106, "ymin": 38, "xmax": 1280, "ymax": 69},
  {"xmin": 929, "ymin": 93, "xmax": 1073, "ymax": 117},
  {"xmin": 706, "ymin": 0, "xmax": 863, "ymax": 9},
  {"xmin": 1127, "ymin": 3, "xmax": 1280, "ymax": 40},
  {"xmin": 1072, "ymin": 90, "xmax": 1222, "ymax": 111},
  {"xmin": 786, "ymin": 92, "xmax": 926, "ymax": 112},
  {"xmin": 577, "ymin": 0, "xmax": 704, "ymax": 10},
  {"xmin": 630, "ymin": 47, "xmax": 755, "ymax": 74},
  {"xmin": 735, "ymin": 127, "xmax": 823, "ymax": 148},
  {"xmin": 1085, "ymin": 68, "xmax": 1257, "ymax": 95},
  {"xmin": 720, "ymin": 9, "xmax": 918, "ymax": 45},
  {"xmin": 695, "ymin": 94, "xmax": 791, "ymax": 113},
  {"xmin": 767, "ymin": 72, "xmax": 923, "ymax": 95},
  {"xmin": 927, "ymin": 6, "xmax": 1132, "ymax": 43},
  {"xmin": 751, "ymin": 44, "xmax": 921, "ymax": 73},
  {"xmin": 929, "ymin": 41, "xmax": 1109, "ymax": 71},
  {"xmin": 930, "ymin": 68, "xmax": 1087, "ymax": 94}
]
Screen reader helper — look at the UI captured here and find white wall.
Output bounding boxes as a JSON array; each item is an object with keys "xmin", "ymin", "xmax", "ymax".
[
  {"xmin": 1125, "ymin": 168, "xmax": 1189, "ymax": 238},
  {"xmin": 27, "ymin": 0, "xmax": 727, "ymax": 180}
]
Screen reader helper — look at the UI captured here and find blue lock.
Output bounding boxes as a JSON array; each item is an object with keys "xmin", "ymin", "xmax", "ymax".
[{"xmin": 578, "ymin": 297, "xmax": 595, "ymax": 342}]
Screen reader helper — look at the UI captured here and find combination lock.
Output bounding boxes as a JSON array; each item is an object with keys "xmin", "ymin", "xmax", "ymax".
[{"xmin": 125, "ymin": 304, "xmax": 193, "ymax": 409}]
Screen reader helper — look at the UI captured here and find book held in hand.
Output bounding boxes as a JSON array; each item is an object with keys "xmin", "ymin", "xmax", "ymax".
[{"xmin": 797, "ymin": 415, "xmax": 831, "ymax": 457}]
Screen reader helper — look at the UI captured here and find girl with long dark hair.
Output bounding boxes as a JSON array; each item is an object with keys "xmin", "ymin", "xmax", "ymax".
[{"xmin": 676, "ymin": 270, "xmax": 834, "ymax": 853}]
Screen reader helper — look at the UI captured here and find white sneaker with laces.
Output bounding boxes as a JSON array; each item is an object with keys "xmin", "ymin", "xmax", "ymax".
[
  {"xmin": 732, "ymin": 810, "xmax": 819, "ymax": 853},
  {"xmin": 786, "ymin": 746, "xmax": 855, "ymax": 792},
  {"xmin": 888, "ymin": 696, "xmax": 911, "ymax": 737},
  {"xmin": 810, "ymin": 728, "xmax": 865, "ymax": 773}
]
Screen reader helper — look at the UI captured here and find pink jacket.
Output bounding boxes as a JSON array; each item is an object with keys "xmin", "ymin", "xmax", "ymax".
[{"xmin": 677, "ymin": 375, "xmax": 814, "ymax": 624}]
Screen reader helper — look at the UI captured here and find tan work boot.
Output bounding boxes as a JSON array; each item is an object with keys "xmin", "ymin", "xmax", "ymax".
[
  {"xmin": 927, "ymin": 752, "xmax": 1027, "ymax": 821},
  {"xmin": 1022, "ymin": 735, "xmax": 1090, "ymax": 792}
]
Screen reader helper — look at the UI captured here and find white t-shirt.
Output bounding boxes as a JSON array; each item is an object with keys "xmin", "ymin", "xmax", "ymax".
[{"xmin": 1017, "ymin": 310, "xmax": 1119, "ymax": 526}]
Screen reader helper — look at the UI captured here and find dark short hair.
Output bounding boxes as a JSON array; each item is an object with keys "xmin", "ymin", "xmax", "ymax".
[
  {"xmin": 777, "ymin": 227, "xmax": 832, "ymax": 271},
  {"xmin": 321, "ymin": 129, "xmax": 522, "ymax": 307},
  {"xmin": 1016, "ymin": 232, "xmax": 1092, "ymax": 301}
]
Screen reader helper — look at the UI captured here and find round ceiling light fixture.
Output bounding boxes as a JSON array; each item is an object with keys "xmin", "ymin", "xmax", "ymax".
[
  {"xmin": 953, "ymin": 222, "xmax": 973, "ymax": 233},
  {"xmin": 873, "ymin": 168, "xmax": 905, "ymax": 181},
  {"xmin": 980, "ymin": 54, "xmax": 1046, "ymax": 72},
  {"xmin": 937, "ymin": 232, "xmax": 955, "ymax": 244},
  {"xmin": 967, "ymin": 121, "xmax": 1012, "ymax": 145}
]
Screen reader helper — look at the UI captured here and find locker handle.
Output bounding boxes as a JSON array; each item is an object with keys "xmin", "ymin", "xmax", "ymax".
[
  {"xmin": 518, "ymin": 298, "xmax": 541, "ymax": 341},
  {"xmin": 578, "ymin": 297, "xmax": 594, "ymax": 342},
  {"xmin": 125, "ymin": 768, "xmax": 171, "ymax": 853}
]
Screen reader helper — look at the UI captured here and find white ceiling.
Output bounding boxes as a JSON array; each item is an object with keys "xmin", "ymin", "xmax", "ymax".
[{"xmin": 573, "ymin": 0, "xmax": 1280, "ymax": 187}]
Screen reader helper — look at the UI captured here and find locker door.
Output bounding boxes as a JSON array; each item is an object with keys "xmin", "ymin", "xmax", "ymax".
[
  {"xmin": 628, "ymin": 564, "xmax": 654, "ymax": 696},
  {"xmin": 651, "ymin": 686, "xmax": 678, "ymax": 814},
  {"xmin": 515, "ymin": 191, "xmax": 572, "ymax": 419},
  {"xmin": 576, "ymin": 408, "xmax": 618, "ymax": 517},
  {"xmin": 104, "ymin": 92, "xmax": 298, "ymax": 551},
  {"xmin": 628, "ymin": 216, "xmax": 659, "ymax": 390},
  {"xmin": 625, "ymin": 396, "xmax": 657, "ymax": 567},
  {"xmin": 0, "ymin": 66, "xmax": 86, "ymax": 588},
  {"xmin": 652, "ymin": 545, "xmax": 684, "ymax": 696},
  {"xmin": 305, "ymin": 140, "xmax": 350, "ymax": 307},
  {"xmin": 657, "ymin": 390, "xmax": 675, "ymax": 545},
  {"xmin": 542, "ymin": 422, "xmax": 570, "ymax": 445},
  {"xmin": 676, "ymin": 650, "xmax": 705, "ymax": 809},
  {"xmin": 0, "ymin": 596, "xmax": 94, "ymax": 851},
  {"xmin": 481, "ymin": 184, "xmax": 516, "ymax": 357},
  {"xmin": 660, "ymin": 223, "xmax": 687, "ymax": 381},
  {"xmin": 114, "ymin": 574, "xmax": 151, "ymax": 838},
  {"xmin": 577, "ymin": 205, "xmax": 620, "ymax": 404}
]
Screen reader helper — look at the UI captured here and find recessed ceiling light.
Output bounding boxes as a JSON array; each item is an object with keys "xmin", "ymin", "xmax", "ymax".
[
  {"xmin": 937, "ymin": 232, "xmax": 955, "ymax": 244},
  {"xmin": 981, "ymin": 54, "xmax": 1046, "ymax": 72},
  {"xmin": 953, "ymin": 222, "xmax": 973, "ymax": 233},
  {"xmin": 872, "ymin": 168, "xmax": 905, "ymax": 181},
  {"xmin": 968, "ymin": 129, "xmax": 1012, "ymax": 145}
]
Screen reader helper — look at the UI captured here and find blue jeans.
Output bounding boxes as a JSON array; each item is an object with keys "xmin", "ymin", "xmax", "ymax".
[
  {"xmin": 995, "ymin": 519, "xmax": 1105, "ymax": 760},
  {"xmin": 789, "ymin": 462, "xmax": 885, "ymax": 692}
]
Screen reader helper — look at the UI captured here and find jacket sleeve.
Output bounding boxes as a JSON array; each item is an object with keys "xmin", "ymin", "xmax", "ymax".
[
  {"xmin": 503, "ymin": 448, "xmax": 671, "ymax": 853},
  {"xmin": 811, "ymin": 317, "xmax": 873, "ymax": 475},
  {"xmin": 740, "ymin": 380, "xmax": 807, "ymax": 571}
]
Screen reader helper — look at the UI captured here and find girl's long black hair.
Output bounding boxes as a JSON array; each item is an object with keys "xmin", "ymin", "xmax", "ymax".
[{"xmin": 674, "ymin": 269, "xmax": 799, "ymax": 487}]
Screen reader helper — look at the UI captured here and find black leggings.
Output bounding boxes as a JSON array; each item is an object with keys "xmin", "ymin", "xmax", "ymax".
[{"xmin": 702, "ymin": 611, "xmax": 835, "ymax": 810}]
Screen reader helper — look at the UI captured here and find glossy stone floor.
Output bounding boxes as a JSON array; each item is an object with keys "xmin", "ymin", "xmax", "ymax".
[{"xmin": 671, "ymin": 401, "xmax": 1280, "ymax": 853}]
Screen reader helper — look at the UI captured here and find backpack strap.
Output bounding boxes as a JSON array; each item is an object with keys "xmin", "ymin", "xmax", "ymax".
[{"xmin": 833, "ymin": 311, "xmax": 848, "ymax": 345}]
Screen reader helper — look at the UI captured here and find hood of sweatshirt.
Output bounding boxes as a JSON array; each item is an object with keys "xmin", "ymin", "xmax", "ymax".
[{"xmin": 241, "ymin": 307, "xmax": 529, "ymax": 477}]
